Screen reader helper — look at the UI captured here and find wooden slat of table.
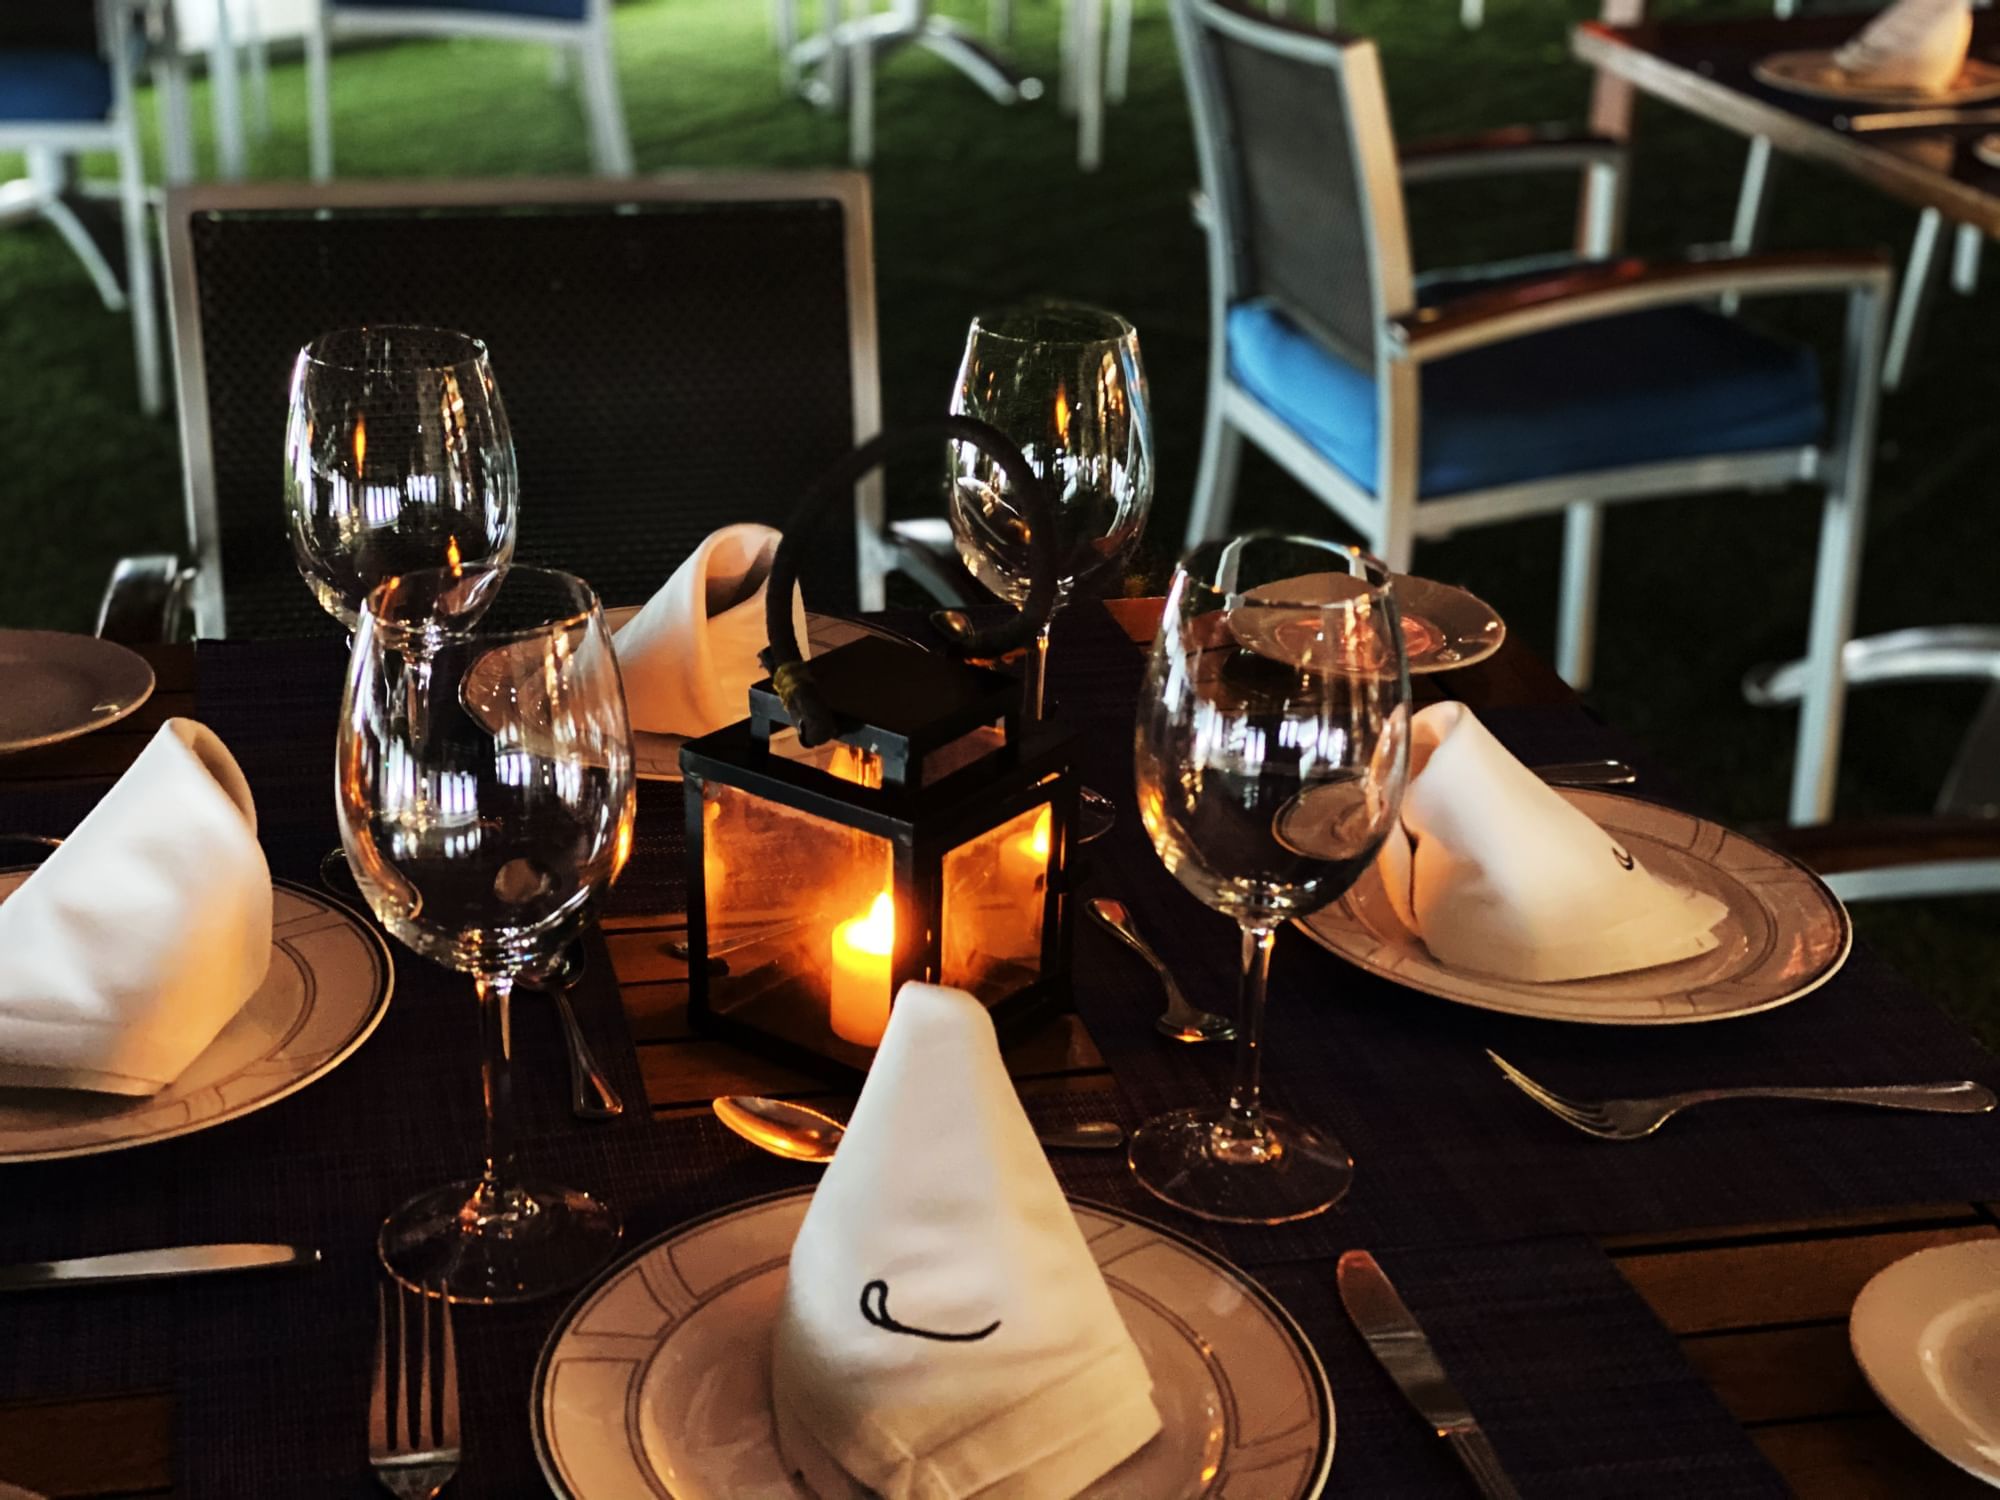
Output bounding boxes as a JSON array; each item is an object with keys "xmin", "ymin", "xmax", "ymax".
[{"xmin": 1573, "ymin": 13, "xmax": 2000, "ymax": 237}]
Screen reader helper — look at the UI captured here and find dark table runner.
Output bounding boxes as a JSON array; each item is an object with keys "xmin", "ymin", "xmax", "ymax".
[{"xmin": 6, "ymin": 612, "xmax": 1992, "ymax": 1496}]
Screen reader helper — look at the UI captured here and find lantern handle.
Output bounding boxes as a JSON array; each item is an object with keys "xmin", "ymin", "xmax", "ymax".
[{"xmin": 760, "ymin": 416, "xmax": 1059, "ymax": 748}]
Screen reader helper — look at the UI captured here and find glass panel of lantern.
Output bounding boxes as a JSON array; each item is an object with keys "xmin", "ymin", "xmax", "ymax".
[{"xmin": 681, "ymin": 633, "xmax": 1076, "ymax": 1078}]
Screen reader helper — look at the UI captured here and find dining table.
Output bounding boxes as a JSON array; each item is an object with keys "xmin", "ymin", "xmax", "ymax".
[{"xmin": 1, "ymin": 596, "xmax": 1998, "ymax": 1498}]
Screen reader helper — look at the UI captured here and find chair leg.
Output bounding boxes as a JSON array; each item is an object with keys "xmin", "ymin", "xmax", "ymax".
[
  {"xmin": 848, "ymin": 2, "xmax": 874, "ymax": 166},
  {"xmin": 1883, "ymin": 207, "xmax": 1945, "ymax": 392},
  {"xmin": 1460, "ymin": 0, "xmax": 1483, "ymax": 27},
  {"xmin": 153, "ymin": 47, "xmax": 196, "ymax": 185},
  {"xmin": 117, "ymin": 127, "xmax": 162, "ymax": 415},
  {"xmin": 1317, "ymin": 0, "xmax": 1336, "ymax": 26},
  {"xmin": 990, "ymin": 0, "xmax": 1013, "ymax": 45},
  {"xmin": 1950, "ymin": 222, "xmax": 1982, "ymax": 297},
  {"xmin": 1729, "ymin": 136, "xmax": 1775, "ymax": 256},
  {"xmin": 1107, "ymin": 0, "xmax": 1132, "ymax": 106},
  {"xmin": 1555, "ymin": 502, "xmax": 1603, "ymax": 691},
  {"xmin": 578, "ymin": 28, "xmax": 635, "ymax": 175},
  {"xmin": 29, "ymin": 150, "xmax": 124, "ymax": 310},
  {"xmin": 1371, "ymin": 504, "xmax": 1416, "ymax": 575},
  {"xmin": 1937, "ymin": 681, "xmax": 2000, "ymax": 818},
  {"xmin": 1183, "ymin": 403, "xmax": 1243, "ymax": 549},
  {"xmin": 1075, "ymin": 0, "xmax": 1104, "ymax": 171},
  {"xmin": 306, "ymin": 6, "xmax": 335, "ymax": 182},
  {"xmin": 209, "ymin": 1, "xmax": 246, "ymax": 180},
  {"xmin": 242, "ymin": 0, "xmax": 271, "ymax": 137}
]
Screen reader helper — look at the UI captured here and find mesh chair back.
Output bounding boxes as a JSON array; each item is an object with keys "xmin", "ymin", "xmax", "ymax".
[
  {"xmin": 168, "ymin": 178, "xmax": 878, "ymax": 638},
  {"xmin": 1171, "ymin": 0, "xmax": 1413, "ymax": 371}
]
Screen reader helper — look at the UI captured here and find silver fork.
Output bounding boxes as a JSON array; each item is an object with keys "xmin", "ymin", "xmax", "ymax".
[
  {"xmin": 368, "ymin": 1281, "xmax": 460, "ymax": 1499},
  {"xmin": 1487, "ymin": 1050, "xmax": 1997, "ymax": 1141}
]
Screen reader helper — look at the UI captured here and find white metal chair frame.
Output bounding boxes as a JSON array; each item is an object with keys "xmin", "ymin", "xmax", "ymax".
[
  {"xmin": 304, "ymin": 0, "xmax": 633, "ymax": 181},
  {"xmin": 1175, "ymin": 0, "xmax": 1891, "ymax": 825},
  {"xmin": 0, "ymin": 0, "xmax": 163, "ymax": 414},
  {"xmin": 128, "ymin": 174, "xmax": 885, "ymax": 639}
]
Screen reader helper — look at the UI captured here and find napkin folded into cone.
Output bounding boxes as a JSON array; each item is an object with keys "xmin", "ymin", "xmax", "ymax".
[
  {"xmin": 612, "ymin": 524, "xmax": 810, "ymax": 739},
  {"xmin": 1375, "ymin": 703, "xmax": 1725, "ymax": 983},
  {"xmin": 0, "ymin": 719, "xmax": 272, "ymax": 1094},
  {"xmin": 772, "ymin": 983, "xmax": 1161, "ymax": 1500},
  {"xmin": 1836, "ymin": 0, "xmax": 1973, "ymax": 93}
]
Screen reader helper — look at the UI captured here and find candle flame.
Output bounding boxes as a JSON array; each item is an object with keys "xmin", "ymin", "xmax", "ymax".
[
  {"xmin": 351, "ymin": 414, "xmax": 367, "ymax": 471},
  {"xmin": 1030, "ymin": 808, "xmax": 1051, "ymax": 859},
  {"xmin": 1053, "ymin": 382, "xmax": 1071, "ymax": 446},
  {"xmin": 852, "ymin": 891, "xmax": 895, "ymax": 956},
  {"xmin": 445, "ymin": 533, "xmax": 461, "ymax": 575}
]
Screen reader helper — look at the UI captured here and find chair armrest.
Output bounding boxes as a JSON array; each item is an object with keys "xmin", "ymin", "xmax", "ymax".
[
  {"xmin": 96, "ymin": 554, "xmax": 192, "ymax": 644},
  {"xmin": 1399, "ymin": 125, "xmax": 1625, "ymax": 185},
  {"xmin": 1391, "ymin": 249, "xmax": 1892, "ymax": 362},
  {"xmin": 1754, "ymin": 817, "xmax": 2000, "ymax": 902}
]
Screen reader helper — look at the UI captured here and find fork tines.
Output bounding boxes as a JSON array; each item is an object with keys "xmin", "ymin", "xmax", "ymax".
[{"xmin": 368, "ymin": 1280, "xmax": 461, "ymax": 1499}]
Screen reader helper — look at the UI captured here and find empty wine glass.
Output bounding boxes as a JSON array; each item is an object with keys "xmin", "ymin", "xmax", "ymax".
[
  {"xmin": 338, "ymin": 564, "xmax": 635, "ymax": 1303},
  {"xmin": 948, "ymin": 300, "xmax": 1153, "ymax": 841},
  {"xmin": 284, "ymin": 325, "xmax": 518, "ymax": 633},
  {"xmin": 1129, "ymin": 536, "xmax": 1411, "ymax": 1224}
]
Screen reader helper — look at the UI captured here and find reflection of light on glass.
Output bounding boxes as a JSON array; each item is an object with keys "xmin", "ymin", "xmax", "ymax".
[
  {"xmin": 1053, "ymin": 380, "xmax": 1071, "ymax": 447},
  {"xmin": 352, "ymin": 413, "xmax": 367, "ymax": 472}
]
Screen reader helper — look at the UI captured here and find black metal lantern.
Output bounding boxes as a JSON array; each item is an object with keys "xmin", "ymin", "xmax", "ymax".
[{"xmin": 681, "ymin": 419, "xmax": 1075, "ymax": 1077}]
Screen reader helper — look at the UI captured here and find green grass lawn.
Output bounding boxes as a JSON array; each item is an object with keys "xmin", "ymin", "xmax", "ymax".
[{"xmin": 3, "ymin": 0, "xmax": 1997, "ymax": 1042}]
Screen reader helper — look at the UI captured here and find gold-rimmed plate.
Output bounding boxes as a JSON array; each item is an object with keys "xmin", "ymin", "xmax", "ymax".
[
  {"xmin": 1229, "ymin": 573, "xmax": 1504, "ymax": 677},
  {"xmin": 0, "ymin": 876, "xmax": 392, "ymax": 1162},
  {"xmin": 1299, "ymin": 789, "xmax": 1851, "ymax": 1025},
  {"xmin": 1753, "ymin": 50, "xmax": 2000, "ymax": 106},
  {"xmin": 0, "ymin": 631, "xmax": 155, "ymax": 754},
  {"xmin": 532, "ymin": 1189, "xmax": 1334, "ymax": 1499}
]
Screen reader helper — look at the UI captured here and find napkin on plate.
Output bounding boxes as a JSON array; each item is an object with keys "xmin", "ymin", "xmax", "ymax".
[
  {"xmin": 1836, "ymin": 0, "xmax": 1973, "ymax": 93},
  {"xmin": 771, "ymin": 982, "xmax": 1161, "ymax": 1500},
  {"xmin": 612, "ymin": 524, "xmax": 809, "ymax": 739},
  {"xmin": 0, "ymin": 719, "xmax": 272, "ymax": 1095},
  {"xmin": 1375, "ymin": 703, "xmax": 1725, "ymax": 983}
]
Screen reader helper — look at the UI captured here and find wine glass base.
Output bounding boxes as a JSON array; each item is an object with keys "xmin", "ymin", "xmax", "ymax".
[
  {"xmin": 1128, "ymin": 1107, "xmax": 1353, "ymax": 1225},
  {"xmin": 377, "ymin": 1178, "xmax": 621, "ymax": 1304},
  {"xmin": 1076, "ymin": 786, "xmax": 1118, "ymax": 844}
]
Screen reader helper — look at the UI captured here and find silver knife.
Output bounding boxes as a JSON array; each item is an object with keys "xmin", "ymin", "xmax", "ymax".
[
  {"xmin": 1837, "ymin": 107, "xmax": 2000, "ymax": 132},
  {"xmin": 1338, "ymin": 1250, "xmax": 1521, "ymax": 1500},
  {"xmin": 0, "ymin": 1243, "xmax": 319, "ymax": 1292}
]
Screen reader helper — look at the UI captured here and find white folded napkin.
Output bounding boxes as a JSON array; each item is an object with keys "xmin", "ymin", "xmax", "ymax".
[
  {"xmin": 612, "ymin": 524, "xmax": 809, "ymax": 739},
  {"xmin": 772, "ymin": 983, "xmax": 1161, "ymax": 1500},
  {"xmin": 0, "ymin": 719, "xmax": 272, "ymax": 1095},
  {"xmin": 1836, "ymin": 0, "xmax": 1972, "ymax": 93},
  {"xmin": 1375, "ymin": 703, "xmax": 1725, "ymax": 983}
]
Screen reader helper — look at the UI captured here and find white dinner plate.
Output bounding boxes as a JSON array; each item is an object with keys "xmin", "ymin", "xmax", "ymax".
[
  {"xmin": 1976, "ymin": 132, "xmax": 2000, "ymax": 170},
  {"xmin": 1229, "ymin": 573, "xmax": 1504, "ymax": 677},
  {"xmin": 1753, "ymin": 50, "xmax": 2000, "ymax": 106},
  {"xmin": 599, "ymin": 609, "xmax": 917, "ymax": 782},
  {"xmin": 532, "ymin": 1189, "xmax": 1335, "ymax": 1500},
  {"xmin": 1851, "ymin": 1239, "xmax": 2000, "ymax": 1489},
  {"xmin": 1298, "ymin": 789, "xmax": 1851, "ymax": 1025},
  {"xmin": 0, "ymin": 630, "xmax": 156, "ymax": 753},
  {"xmin": 0, "ymin": 874, "xmax": 392, "ymax": 1162}
]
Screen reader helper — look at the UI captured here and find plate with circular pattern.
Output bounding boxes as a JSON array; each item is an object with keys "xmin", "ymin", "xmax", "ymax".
[
  {"xmin": 0, "ymin": 630, "xmax": 156, "ymax": 754},
  {"xmin": 1228, "ymin": 572, "xmax": 1503, "ymax": 677},
  {"xmin": 1752, "ymin": 50, "xmax": 2000, "ymax": 106},
  {"xmin": 0, "ymin": 874, "xmax": 392, "ymax": 1161},
  {"xmin": 532, "ymin": 1189, "xmax": 1334, "ymax": 1499},
  {"xmin": 1298, "ymin": 789, "xmax": 1851, "ymax": 1025}
]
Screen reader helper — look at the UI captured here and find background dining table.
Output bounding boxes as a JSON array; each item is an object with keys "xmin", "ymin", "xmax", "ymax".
[{"xmin": 1, "ymin": 598, "xmax": 1997, "ymax": 1498}]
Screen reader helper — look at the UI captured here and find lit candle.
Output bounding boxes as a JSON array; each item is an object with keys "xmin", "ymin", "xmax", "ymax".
[
  {"xmin": 830, "ymin": 891, "xmax": 895, "ymax": 1046},
  {"xmin": 995, "ymin": 808, "xmax": 1053, "ymax": 958}
]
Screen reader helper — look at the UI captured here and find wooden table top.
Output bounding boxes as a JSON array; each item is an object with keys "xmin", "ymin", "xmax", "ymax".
[
  {"xmin": 0, "ymin": 605, "xmax": 1994, "ymax": 1498},
  {"xmin": 1575, "ymin": 11, "xmax": 2000, "ymax": 236}
]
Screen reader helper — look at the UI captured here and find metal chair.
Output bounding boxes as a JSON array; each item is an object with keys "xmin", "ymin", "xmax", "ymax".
[
  {"xmin": 0, "ymin": 2, "xmax": 163, "ymax": 415},
  {"xmin": 110, "ymin": 174, "xmax": 898, "ymax": 640},
  {"xmin": 304, "ymin": 0, "xmax": 633, "ymax": 181},
  {"xmin": 1172, "ymin": 0, "xmax": 1891, "ymax": 825}
]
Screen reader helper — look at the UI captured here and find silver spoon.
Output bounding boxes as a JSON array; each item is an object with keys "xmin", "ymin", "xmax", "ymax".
[
  {"xmin": 1085, "ymin": 898, "xmax": 1237, "ymax": 1043},
  {"xmin": 518, "ymin": 943, "xmax": 624, "ymax": 1120},
  {"xmin": 1533, "ymin": 759, "xmax": 1636, "ymax": 788},
  {"xmin": 714, "ymin": 1094, "xmax": 1125, "ymax": 1161}
]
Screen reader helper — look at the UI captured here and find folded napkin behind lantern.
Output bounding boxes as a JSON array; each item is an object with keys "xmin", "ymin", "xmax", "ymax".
[
  {"xmin": 1835, "ymin": 0, "xmax": 1973, "ymax": 93},
  {"xmin": 1375, "ymin": 704, "xmax": 1725, "ymax": 983},
  {"xmin": 612, "ymin": 524, "xmax": 810, "ymax": 739},
  {"xmin": 0, "ymin": 719, "xmax": 272, "ymax": 1095},
  {"xmin": 772, "ymin": 983, "xmax": 1160, "ymax": 1500}
]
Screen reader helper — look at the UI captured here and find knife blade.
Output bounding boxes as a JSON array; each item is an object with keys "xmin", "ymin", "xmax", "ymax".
[
  {"xmin": 1837, "ymin": 107, "xmax": 2000, "ymax": 132},
  {"xmin": 0, "ymin": 1243, "xmax": 319, "ymax": 1293},
  {"xmin": 1338, "ymin": 1250, "xmax": 1521, "ymax": 1500}
]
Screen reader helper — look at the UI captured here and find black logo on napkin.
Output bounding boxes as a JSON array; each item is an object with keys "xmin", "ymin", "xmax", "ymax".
[
  {"xmin": 859, "ymin": 1279, "xmax": 1000, "ymax": 1343},
  {"xmin": 1611, "ymin": 843, "xmax": 1634, "ymax": 871}
]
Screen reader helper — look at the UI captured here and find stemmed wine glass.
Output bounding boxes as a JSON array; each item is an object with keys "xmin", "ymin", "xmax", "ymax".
[
  {"xmin": 1129, "ymin": 535, "xmax": 1411, "ymax": 1225},
  {"xmin": 948, "ymin": 301, "xmax": 1153, "ymax": 841},
  {"xmin": 337, "ymin": 564, "xmax": 636, "ymax": 1303}
]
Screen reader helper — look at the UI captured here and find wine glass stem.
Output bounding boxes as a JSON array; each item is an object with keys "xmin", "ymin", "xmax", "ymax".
[
  {"xmin": 1024, "ymin": 618, "xmax": 1055, "ymax": 723},
  {"xmin": 1224, "ymin": 923, "xmax": 1277, "ymax": 1150},
  {"xmin": 473, "ymin": 969, "xmax": 518, "ymax": 1213}
]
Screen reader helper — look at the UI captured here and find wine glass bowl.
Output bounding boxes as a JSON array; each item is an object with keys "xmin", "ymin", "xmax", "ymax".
[
  {"xmin": 338, "ymin": 564, "xmax": 635, "ymax": 1302},
  {"xmin": 1129, "ymin": 536, "xmax": 1411, "ymax": 1224},
  {"xmin": 284, "ymin": 325, "xmax": 519, "ymax": 633}
]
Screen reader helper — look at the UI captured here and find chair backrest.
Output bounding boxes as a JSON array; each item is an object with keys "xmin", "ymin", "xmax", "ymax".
[
  {"xmin": 1169, "ymin": 0, "xmax": 1413, "ymax": 375},
  {"xmin": 165, "ymin": 174, "xmax": 881, "ymax": 638}
]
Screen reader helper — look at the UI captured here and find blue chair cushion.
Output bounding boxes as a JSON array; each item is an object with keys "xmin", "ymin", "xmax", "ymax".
[
  {"xmin": 1225, "ymin": 289, "xmax": 1825, "ymax": 499},
  {"xmin": 0, "ymin": 51, "xmax": 113, "ymax": 124},
  {"xmin": 332, "ymin": 0, "xmax": 588, "ymax": 19}
]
